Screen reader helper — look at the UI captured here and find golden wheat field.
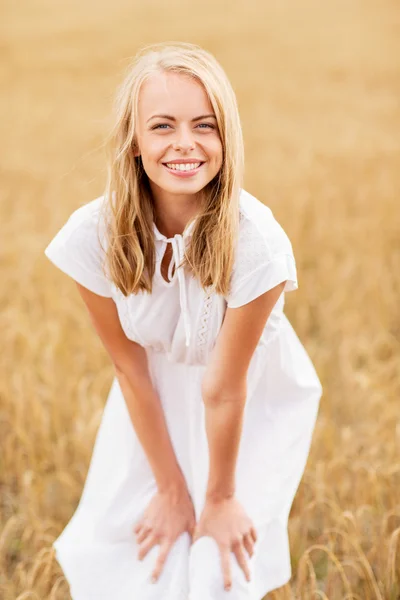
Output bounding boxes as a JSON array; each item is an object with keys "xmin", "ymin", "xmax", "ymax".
[{"xmin": 1, "ymin": 0, "xmax": 399, "ymax": 598}]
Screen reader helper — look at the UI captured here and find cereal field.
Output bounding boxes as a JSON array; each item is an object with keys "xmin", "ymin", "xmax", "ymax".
[{"xmin": 1, "ymin": 0, "xmax": 399, "ymax": 598}]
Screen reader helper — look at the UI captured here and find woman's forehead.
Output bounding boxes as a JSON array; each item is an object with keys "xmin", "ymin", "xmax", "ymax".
[{"xmin": 138, "ymin": 71, "xmax": 212, "ymax": 118}]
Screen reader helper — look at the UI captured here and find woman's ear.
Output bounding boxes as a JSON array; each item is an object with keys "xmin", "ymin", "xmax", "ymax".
[{"xmin": 132, "ymin": 137, "xmax": 141, "ymax": 158}]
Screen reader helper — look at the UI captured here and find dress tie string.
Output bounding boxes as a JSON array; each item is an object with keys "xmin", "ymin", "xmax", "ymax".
[{"xmin": 153, "ymin": 220, "xmax": 196, "ymax": 348}]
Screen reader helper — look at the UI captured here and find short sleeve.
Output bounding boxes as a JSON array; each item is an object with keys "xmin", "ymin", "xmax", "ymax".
[
  {"xmin": 226, "ymin": 212, "xmax": 298, "ymax": 308},
  {"xmin": 44, "ymin": 197, "xmax": 112, "ymax": 297}
]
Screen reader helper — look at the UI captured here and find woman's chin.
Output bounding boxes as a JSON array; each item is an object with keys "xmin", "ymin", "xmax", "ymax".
[{"xmin": 158, "ymin": 179, "xmax": 208, "ymax": 195}]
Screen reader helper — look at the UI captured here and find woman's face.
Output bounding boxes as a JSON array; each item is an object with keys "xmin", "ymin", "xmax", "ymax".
[{"xmin": 134, "ymin": 71, "xmax": 223, "ymax": 198}]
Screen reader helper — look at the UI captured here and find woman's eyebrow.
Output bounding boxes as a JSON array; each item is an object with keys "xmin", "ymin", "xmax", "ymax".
[{"xmin": 147, "ymin": 114, "xmax": 217, "ymax": 123}]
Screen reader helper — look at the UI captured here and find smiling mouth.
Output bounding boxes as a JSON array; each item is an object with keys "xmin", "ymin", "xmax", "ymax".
[{"xmin": 162, "ymin": 161, "xmax": 205, "ymax": 170}]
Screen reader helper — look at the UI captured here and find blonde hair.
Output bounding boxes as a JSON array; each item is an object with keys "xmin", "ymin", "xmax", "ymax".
[{"xmin": 100, "ymin": 41, "xmax": 244, "ymax": 297}]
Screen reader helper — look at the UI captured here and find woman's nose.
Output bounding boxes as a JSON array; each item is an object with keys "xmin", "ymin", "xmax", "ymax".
[{"xmin": 172, "ymin": 126, "xmax": 195, "ymax": 151}]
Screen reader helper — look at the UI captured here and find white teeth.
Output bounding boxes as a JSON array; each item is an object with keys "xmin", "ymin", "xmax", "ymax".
[{"xmin": 165, "ymin": 162, "xmax": 201, "ymax": 171}]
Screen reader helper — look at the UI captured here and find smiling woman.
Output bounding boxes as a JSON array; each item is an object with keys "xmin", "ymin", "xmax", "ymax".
[
  {"xmin": 44, "ymin": 41, "xmax": 322, "ymax": 600},
  {"xmin": 133, "ymin": 71, "xmax": 223, "ymax": 217}
]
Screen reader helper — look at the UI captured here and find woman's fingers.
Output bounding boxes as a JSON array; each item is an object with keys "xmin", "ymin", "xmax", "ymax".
[
  {"xmin": 232, "ymin": 540, "xmax": 251, "ymax": 582},
  {"xmin": 219, "ymin": 545, "xmax": 232, "ymax": 591},
  {"xmin": 242, "ymin": 532, "xmax": 254, "ymax": 558},
  {"xmin": 250, "ymin": 526, "xmax": 258, "ymax": 543},
  {"xmin": 136, "ymin": 525, "xmax": 151, "ymax": 544},
  {"xmin": 188, "ymin": 521, "xmax": 196, "ymax": 539},
  {"xmin": 151, "ymin": 540, "xmax": 172, "ymax": 582},
  {"xmin": 137, "ymin": 532, "xmax": 158, "ymax": 560},
  {"xmin": 133, "ymin": 521, "xmax": 142, "ymax": 534}
]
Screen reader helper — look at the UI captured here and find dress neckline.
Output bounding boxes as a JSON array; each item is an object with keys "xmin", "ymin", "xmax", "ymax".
[
  {"xmin": 152, "ymin": 217, "xmax": 197, "ymax": 242},
  {"xmin": 152, "ymin": 217, "xmax": 197, "ymax": 349}
]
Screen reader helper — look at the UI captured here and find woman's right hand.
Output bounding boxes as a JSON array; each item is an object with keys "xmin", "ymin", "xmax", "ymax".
[{"xmin": 133, "ymin": 483, "xmax": 196, "ymax": 583}]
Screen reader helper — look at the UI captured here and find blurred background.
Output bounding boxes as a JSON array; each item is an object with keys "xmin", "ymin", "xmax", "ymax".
[{"xmin": 1, "ymin": 0, "xmax": 399, "ymax": 598}]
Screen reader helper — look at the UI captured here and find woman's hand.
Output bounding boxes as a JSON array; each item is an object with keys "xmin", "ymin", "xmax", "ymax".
[
  {"xmin": 133, "ymin": 484, "xmax": 196, "ymax": 583},
  {"xmin": 192, "ymin": 495, "xmax": 258, "ymax": 591}
]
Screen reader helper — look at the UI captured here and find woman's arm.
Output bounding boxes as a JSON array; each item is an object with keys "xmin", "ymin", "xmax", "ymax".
[
  {"xmin": 115, "ymin": 369, "xmax": 185, "ymax": 493},
  {"xmin": 194, "ymin": 281, "xmax": 287, "ymax": 590},
  {"xmin": 201, "ymin": 281, "xmax": 286, "ymax": 502},
  {"xmin": 75, "ymin": 282, "xmax": 186, "ymax": 494}
]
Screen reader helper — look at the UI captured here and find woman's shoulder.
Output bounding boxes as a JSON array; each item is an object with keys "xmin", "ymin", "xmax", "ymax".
[
  {"xmin": 239, "ymin": 188, "xmax": 273, "ymax": 221},
  {"xmin": 65, "ymin": 195, "xmax": 108, "ymax": 228},
  {"xmin": 44, "ymin": 194, "xmax": 112, "ymax": 297},
  {"xmin": 225, "ymin": 189, "xmax": 299, "ymax": 307},
  {"xmin": 238, "ymin": 188, "xmax": 294, "ymax": 258}
]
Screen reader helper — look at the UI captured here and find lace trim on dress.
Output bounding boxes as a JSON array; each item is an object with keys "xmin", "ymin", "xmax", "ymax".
[
  {"xmin": 196, "ymin": 286, "xmax": 214, "ymax": 364},
  {"xmin": 195, "ymin": 208, "xmax": 246, "ymax": 364}
]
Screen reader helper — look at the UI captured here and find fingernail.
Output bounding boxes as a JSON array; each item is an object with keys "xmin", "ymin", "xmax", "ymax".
[{"xmin": 151, "ymin": 575, "xmax": 157, "ymax": 583}]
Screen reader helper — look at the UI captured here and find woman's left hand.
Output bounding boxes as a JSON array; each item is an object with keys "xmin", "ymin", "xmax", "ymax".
[{"xmin": 192, "ymin": 495, "xmax": 258, "ymax": 592}]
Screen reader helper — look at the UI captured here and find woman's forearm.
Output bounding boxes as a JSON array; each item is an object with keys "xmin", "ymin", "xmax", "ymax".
[
  {"xmin": 115, "ymin": 362, "xmax": 186, "ymax": 494},
  {"xmin": 203, "ymin": 392, "xmax": 247, "ymax": 502}
]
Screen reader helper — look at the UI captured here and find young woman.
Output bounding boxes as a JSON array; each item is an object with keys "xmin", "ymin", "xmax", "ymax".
[{"xmin": 44, "ymin": 41, "xmax": 323, "ymax": 600}]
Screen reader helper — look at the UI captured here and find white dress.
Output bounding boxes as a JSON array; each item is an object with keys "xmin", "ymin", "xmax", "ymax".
[{"xmin": 44, "ymin": 188, "xmax": 323, "ymax": 600}]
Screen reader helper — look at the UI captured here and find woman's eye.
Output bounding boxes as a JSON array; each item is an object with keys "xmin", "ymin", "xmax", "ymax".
[{"xmin": 152, "ymin": 123, "xmax": 215, "ymax": 130}]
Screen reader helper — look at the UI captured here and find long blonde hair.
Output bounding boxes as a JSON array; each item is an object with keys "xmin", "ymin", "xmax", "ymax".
[{"xmin": 99, "ymin": 41, "xmax": 244, "ymax": 297}]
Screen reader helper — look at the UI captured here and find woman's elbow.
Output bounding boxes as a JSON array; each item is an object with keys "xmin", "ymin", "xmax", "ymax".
[{"xmin": 201, "ymin": 378, "xmax": 247, "ymax": 406}]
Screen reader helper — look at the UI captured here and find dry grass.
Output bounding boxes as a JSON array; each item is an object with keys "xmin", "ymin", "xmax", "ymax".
[{"xmin": 1, "ymin": 0, "xmax": 399, "ymax": 598}]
